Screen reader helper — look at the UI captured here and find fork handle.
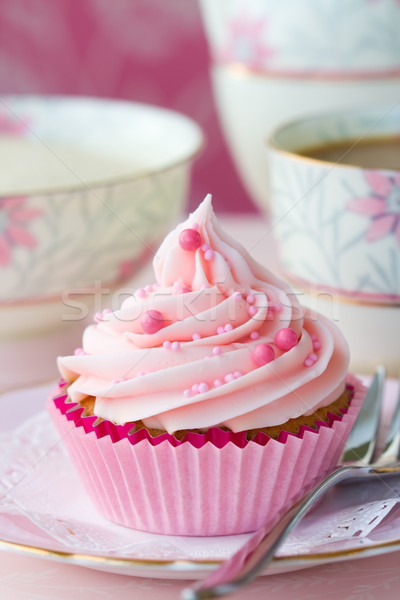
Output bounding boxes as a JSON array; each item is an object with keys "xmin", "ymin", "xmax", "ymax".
[{"xmin": 183, "ymin": 464, "xmax": 371, "ymax": 600}]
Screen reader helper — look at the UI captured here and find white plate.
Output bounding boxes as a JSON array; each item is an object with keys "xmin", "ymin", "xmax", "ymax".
[{"xmin": 0, "ymin": 380, "xmax": 400, "ymax": 580}]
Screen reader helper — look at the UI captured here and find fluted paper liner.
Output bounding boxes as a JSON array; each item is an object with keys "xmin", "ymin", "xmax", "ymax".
[{"xmin": 47, "ymin": 374, "xmax": 365, "ymax": 536}]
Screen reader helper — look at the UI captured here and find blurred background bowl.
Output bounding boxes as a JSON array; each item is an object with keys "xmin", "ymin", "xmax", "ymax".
[
  {"xmin": 267, "ymin": 105, "xmax": 400, "ymax": 377},
  {"xmin": 210, "ymin": 65, "xmax": 400, "ymax": 213},
  {"xmin": 0, "ymin": 95, "xmax": 203, "ymax": 339},
  {"xmin": 199, "ymin": 0, "xmax": 400, "ymax": 214},
  {"xmin": 199, "ymin": 0, "xmax": 400, "ymax": 74}
]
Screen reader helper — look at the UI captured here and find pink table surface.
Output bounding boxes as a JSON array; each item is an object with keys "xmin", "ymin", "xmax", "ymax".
[
  {"xmin": 1, "ymin": 548, "xmax": 400, "ymax": 600},
  {"xmin": 1, "ymin": 215, "xmax": 399, "ymax": 599}
]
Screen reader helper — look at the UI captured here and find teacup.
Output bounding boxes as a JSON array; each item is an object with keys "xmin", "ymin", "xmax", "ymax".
[
  {"xmin": 199, "ymin": 0, "xmax": 400, "ymax": 214},
  {"xmin": 267, "ymin": 105, "xmax": 400, "ymax": 375},
  {"xmin": 0, "ymin": 95, "xmax": 203, "ymax": 339},
  {"xmin": 200, "ymin": 0, "xmax": 400, "ymax": 75}
]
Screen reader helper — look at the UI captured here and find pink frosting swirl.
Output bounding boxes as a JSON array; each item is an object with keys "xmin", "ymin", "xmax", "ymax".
[{"xmin": 58, "ymin": 196, "xmax": 349, "ymax": 433}]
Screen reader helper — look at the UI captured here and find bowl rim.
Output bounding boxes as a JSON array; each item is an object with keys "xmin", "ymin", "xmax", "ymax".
[
  {"xmin": 266, "ymin": 103, "xmax": 400, "ymax": 172},
  {"xmin": 213, "ymin": 61, "xmax": 400, "ymax": 82},
  {"xmin": 0, "ymin": 94, "xmax": 205, "ymax": 197}
]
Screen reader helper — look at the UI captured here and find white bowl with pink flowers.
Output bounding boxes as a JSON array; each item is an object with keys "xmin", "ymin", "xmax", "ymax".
[
  {"xmin": 267, "ymin": 105, "xmax": 400, "ymax": 376},
  {"xmin": 200, "ymin": 0, "xmax": 400, "ymax": 76},
  {"xmin": 0, "ymin": 95, "xmax": 203, "ymax": 338},
  {"xmin": 199, "ymin": 0, "xmax": 400, "ymax": 213}
]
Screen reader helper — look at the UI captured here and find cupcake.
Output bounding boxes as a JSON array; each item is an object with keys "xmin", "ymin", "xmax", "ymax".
[{"xmin": 48, "ymin": 195, "xmax": 365, "ymax": 536}]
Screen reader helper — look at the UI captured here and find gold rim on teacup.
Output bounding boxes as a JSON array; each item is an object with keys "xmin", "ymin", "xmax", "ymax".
[
  {"xmin": 216, "ymin": 61, "xmax": 400, "ymax": 83},
  {"xmin": 267, "ymin": 109, "xmax": 400, "ymax": 172}
]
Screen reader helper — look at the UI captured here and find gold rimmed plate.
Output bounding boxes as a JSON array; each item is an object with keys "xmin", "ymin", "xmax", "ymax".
[{"xmin": 1, "ymin": 381, "xmax": 400, "ymax": 580}]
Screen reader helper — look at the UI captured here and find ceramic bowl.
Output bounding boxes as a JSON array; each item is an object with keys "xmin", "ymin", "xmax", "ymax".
[
  {"xmin": 268, "ymin": 105, "xmax": 400, "ymax": 297},
  {"xmin": 199, "ymin": 0, "xmax": 400, "ymax": 75},
  {"xmin": 210, "ymin": 64, "xmax": 400, "ymax": 213},
  {"xmin": 199, "ymin": 0, "xmax": 400, "ymax": 213},
  {"xmin": 0, "ymin": 95, "xmax": 203, "ymax": 338},
  {"xmin": 267, "ymin": 105, "xmax": 400, "ymax": 376}
]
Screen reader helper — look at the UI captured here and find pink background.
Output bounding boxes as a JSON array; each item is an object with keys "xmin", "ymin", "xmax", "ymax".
[{"xmin": 0, "ymin": 0, "xmax": 254, "ymax": 214}]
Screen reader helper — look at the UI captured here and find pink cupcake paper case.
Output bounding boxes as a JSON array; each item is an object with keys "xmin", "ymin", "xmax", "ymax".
[{"xmin": 47, "ymin": 374, "xmax": 366, "ymax": 536}]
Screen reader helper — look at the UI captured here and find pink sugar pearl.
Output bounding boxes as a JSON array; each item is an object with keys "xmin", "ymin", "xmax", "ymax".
[
  {"xmin": 250, "ymin": 331, "xmax": 259, "ymax": 340},
  {"xmin": 140, "ymin": 309, "xmax": 165, "ymax": 334},
  {"xmin": 213, "ymin": 379, "xmax": 222, "ymax": 388},
  {"xmin": 171, "ymin": 341, "xmax": 181, "ymax": 351},
  {"xmin": 251, "ymin": 343, "xmax": 275, "ymax": 367},
  {"xmin": 198, "ymin": 382, "xmax": 209, "ymax": 394},
  {"xmin": 212, "ymin": 346, "xmax": 222, "ymax": 356},
  {"xmin": 224, "ymin": 373, "xmax": 235, "ymax": 383},
  {"xmin": 192, "ymin": 332, "xmax": 201, "ymax": 341},
  {"xmin": 275, "ymin": 327, "xmax": 298, "ymax": 352},
  {"xmin": 204, "ymin": 249, "xmax": 215, "ymax": 261},
  {"xmin": 174, "ymin": 281, "xmax": 183, "ymax": 292},
  {"xmin": 179, "ymin": 228, "xmax": 202, "ymax": 251}
]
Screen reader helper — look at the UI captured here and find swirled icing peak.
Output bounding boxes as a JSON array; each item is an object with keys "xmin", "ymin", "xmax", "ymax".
[{"xmin": 58, "ymin": 195, "xmax": 349, "ymax": 434}]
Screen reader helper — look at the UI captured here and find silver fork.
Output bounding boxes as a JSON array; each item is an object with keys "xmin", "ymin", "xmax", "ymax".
[{"xmin": 184, "ymin": 367, "xmax": 400, "ymax": 600}]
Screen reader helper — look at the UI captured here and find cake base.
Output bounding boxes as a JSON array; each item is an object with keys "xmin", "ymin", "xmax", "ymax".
[
  {"xmin": 47, "ymin": 377, "xmax": 365, "ymax": 536},
  {"xmin": 71, "ymin": 387, "xmax": 351, "ymax": 441}
]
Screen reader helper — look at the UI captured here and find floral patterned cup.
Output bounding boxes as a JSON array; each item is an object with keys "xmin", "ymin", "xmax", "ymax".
[
  {"xmin": 199, "ymin": 0, "xmax": 400, "ymax": 215},
  {"xmin": 267, "ymin": 105, "xmax": 400, "ymax": 375},
  {"xmin": 200, "ymin": 0, "xmax": 400, "ymax": 76},
  {"xmin": 0, "ymin": 96, "xmax": 203, "ymax": 338}
]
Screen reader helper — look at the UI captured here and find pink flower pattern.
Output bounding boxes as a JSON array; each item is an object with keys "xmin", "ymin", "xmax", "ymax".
[
  {"xmin": 0, "ymin": 114, "xmax": 28, "ymax": 136},
  {"xmin": 219, "ymin": 12, "xmax": 275, "ymax": 70},
  {"xmin": 0, "ymin": 197, "xmax": 42, "ymax": 267},
  {"xmin": 347, "ymin": 171, "xmax": 400, "ymax": 247}
]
